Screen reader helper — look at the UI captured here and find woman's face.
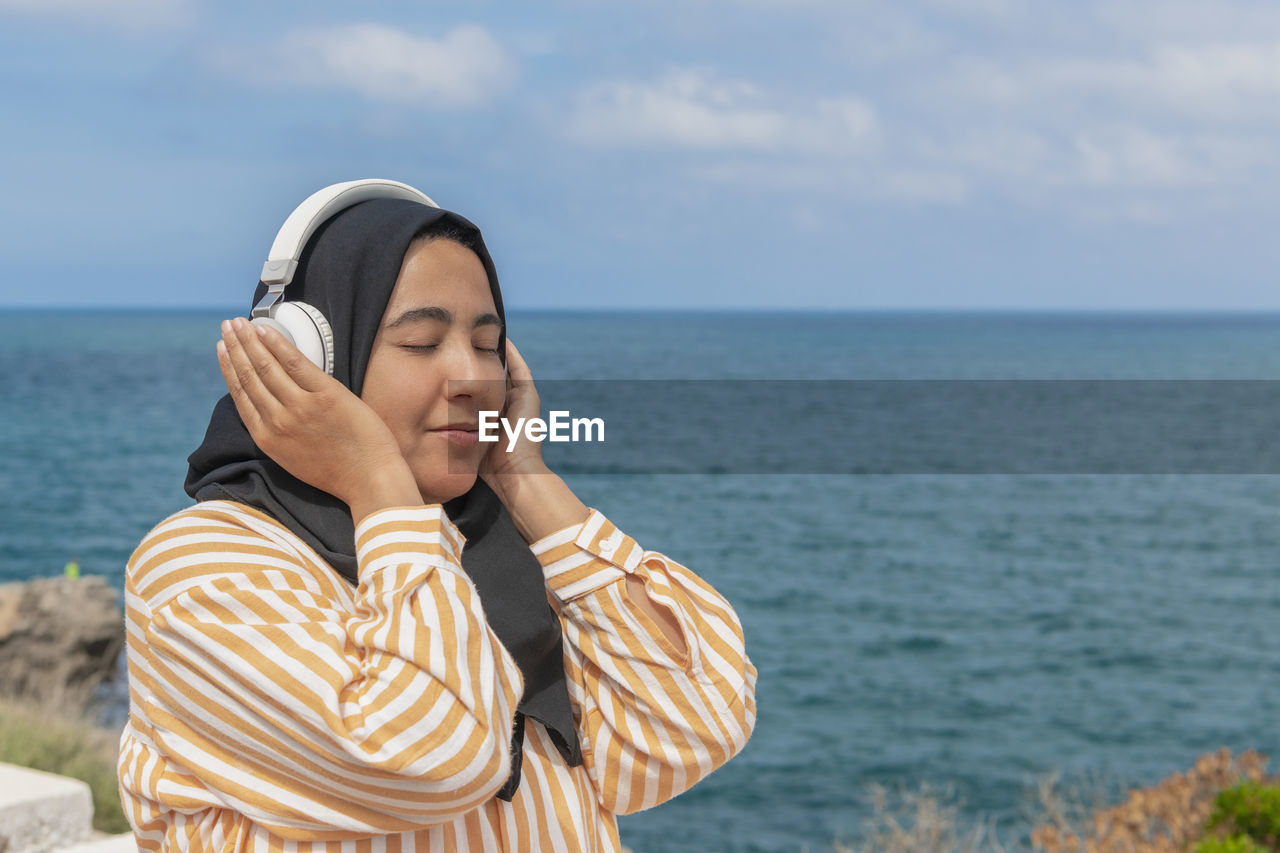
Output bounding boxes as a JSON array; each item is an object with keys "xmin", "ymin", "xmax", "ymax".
[{"xmin": 361, "ymin": 237, "xmax": 506, "ymax": 505}]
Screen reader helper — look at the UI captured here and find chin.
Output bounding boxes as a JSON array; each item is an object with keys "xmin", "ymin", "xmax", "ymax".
[{"xmin": 417, "ymin": 470, "xmax": 480, "ymax": 506}]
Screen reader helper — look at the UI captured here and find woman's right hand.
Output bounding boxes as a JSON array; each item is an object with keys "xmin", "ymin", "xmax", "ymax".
[{"xmin": 217, "ymin": 317, "xmax": 423, "ymax": 521}]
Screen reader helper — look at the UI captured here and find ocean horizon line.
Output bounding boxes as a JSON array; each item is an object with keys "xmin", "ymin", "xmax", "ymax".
[{"xmin": 8, "ymin": 304, "xmax": 1280, "ymax": 317}]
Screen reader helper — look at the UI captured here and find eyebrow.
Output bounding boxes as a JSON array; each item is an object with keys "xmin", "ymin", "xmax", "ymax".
[{"xmin": 385, "ymin": 307, "xmax": 503, "ymax": 331}]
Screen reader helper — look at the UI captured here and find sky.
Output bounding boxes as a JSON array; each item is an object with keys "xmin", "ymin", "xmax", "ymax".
[{"xmin": 1, "ymin": 0, "xmax": 1279, "ymax": 310}]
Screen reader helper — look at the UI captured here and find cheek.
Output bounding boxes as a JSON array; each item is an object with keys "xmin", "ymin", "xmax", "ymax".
[
  {"xmin": 361, "ymin": 390, "xmax": 407, "ymax": 436},
  {"xmin": 362, "ymin": 366, "xmax": 426, "ymax": 430}
]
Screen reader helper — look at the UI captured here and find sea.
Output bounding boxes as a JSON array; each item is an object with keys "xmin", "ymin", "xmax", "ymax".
[{"xmin": 2, "ymin": 309, "xmax": 1279, "ymax": 852}]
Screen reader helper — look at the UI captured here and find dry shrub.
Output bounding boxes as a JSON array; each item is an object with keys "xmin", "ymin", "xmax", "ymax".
[
  {"xmin": 837, "ymin": 782, "xmax": 1012, "ymax": 853},
  {"xmin": 1031, "ymin": 749, "xmax": 1276, "ymax": 853}
]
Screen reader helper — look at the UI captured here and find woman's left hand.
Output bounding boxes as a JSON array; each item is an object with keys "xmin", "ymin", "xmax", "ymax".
[
  {"xmin": 479, "ymin": 342, "xmax": 680, "ymax": 650},
  {"xmin": 480, "ymin": 339, "xmax": 551, "ymax": 482},
  {"xmin": 480, "ymin": 339, "xmax": 590, "ymax": 542}
]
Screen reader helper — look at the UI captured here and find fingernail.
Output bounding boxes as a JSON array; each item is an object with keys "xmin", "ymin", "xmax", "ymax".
[
  {"xmin": 216, "ymin": 340, "xmax": 227, "ymax": 356},
  {"xmin": 221, "ymin": 320, "xmax": 231, "ymax": 333},
  {"xmin": 255, "ymin": 323, "xmax": 269, "ymax": 337},
  {"xmin": 232, "ymin": 317, "xmax": 245, "ymax": 331}
]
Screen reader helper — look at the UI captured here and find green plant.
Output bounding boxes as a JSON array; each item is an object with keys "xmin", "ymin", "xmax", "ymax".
[
  {"xmin": 1198, "ymin": 835, "xmax": 1269, "ymax": 853},
  {"xmin": 1202, "ymin": 781, "xmax": 1280, "ymax": 852},
  {"xmin": 0, "ymin": 696, "xmax": 130, "ymax": 834}
]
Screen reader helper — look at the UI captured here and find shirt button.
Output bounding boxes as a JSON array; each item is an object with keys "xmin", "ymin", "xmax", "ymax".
[{"xmin": 599, "ymin": 531, "xmax": 622, "ymax": 558}]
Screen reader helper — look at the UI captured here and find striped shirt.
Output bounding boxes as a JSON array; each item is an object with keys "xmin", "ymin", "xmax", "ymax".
[{"xmin": 118, "ymin": 500, "xmax": 756, "ymax": 852}]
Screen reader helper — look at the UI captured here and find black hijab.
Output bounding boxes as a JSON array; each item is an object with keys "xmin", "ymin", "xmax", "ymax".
[{"xmin": 185, "ymin": 197, "xmax": 581, "ymax": 799}]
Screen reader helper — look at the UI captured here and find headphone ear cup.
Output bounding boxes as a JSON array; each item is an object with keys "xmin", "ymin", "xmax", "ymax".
[{"xmin": 251, "ymin": 302, "xmax": 335, "ymax": 375}]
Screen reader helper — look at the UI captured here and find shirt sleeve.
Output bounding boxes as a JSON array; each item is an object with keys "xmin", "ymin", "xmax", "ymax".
[
  {"xmin": 529, "ymin": 509, "xmax": 757, "ymax": 814},
  {"xmin": 124, "ymin": 505, "xmax": 523, "ymax": 841}
]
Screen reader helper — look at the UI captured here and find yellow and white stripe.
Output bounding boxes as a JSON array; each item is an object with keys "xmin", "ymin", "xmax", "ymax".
[{"xmin": 119, "ymin": 501, "xmax": 755, "ymax": 852}]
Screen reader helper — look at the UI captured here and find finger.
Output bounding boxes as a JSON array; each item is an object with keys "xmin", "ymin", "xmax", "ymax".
[
  {"xmin": 231, "ymin": 317, "xmax": 308, "ymax": 405},
  {"xmin": 504, "ymin": 339, "xmax": 534, "ymax": 385},
  {"xmin": 254, "ymin": 322, "xmax": 331, "ymax": 392},
  {"xmin": 216, "ymin": 333, "xmax": 264, "ymax": 433},
  {"xmin": 222, "ymin": 318, "xmax": 288, "ymax": 417}
]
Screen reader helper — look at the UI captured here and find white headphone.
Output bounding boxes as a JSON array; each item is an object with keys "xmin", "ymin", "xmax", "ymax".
[{"xmin": 250, "ymin": 178, "xmax": 439, "ymax": 374}]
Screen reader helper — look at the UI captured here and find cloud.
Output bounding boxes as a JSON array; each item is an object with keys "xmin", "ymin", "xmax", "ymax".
[
  {"xmin": 0, "ymin": 0, "xmax": 191, "ymax": 30},
  {"xmin": 1108, "ymin": 42, "xmax": 1280, "ymax": 116},
  {"xmin": 215, "ymin": 23, "xmax": 515, "ymax": 107},
  {"xmin": 941, "ymin": 41, "xmax": 1280, "ymax": 121},
  {"xmin": 905, "ymin": 122, "xmax": 1274, "ymax": 219},
  {"xmin": 1071, "ymin": 127, "xmax": 1270, "ymax": 189},
  {"xmin": 689, "ymin": 158, "xmax": 972, "ymax": 205},
  {"xmin": 567, "ymin": 68, "xmax": 879, "ymax": 155},
  {"xmin": 1095, "ymin": 0, "xmax": 1280, "ymax": 44},
  {"xmin": 569, "ymin": 5, "xmax": 1280, "ymax": 222},
  {"xmin": 919, "ymin": 128, "xmax": 1052, "ymax": 181},
  {"xmin": 900, "ymin": 24, "xmax": 1280, "ymax": 218}
]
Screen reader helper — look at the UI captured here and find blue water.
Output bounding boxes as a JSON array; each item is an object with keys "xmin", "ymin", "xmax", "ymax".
[{"xmin": 3, "ymin": 309, "xmax": 1280, "ymax": 852}]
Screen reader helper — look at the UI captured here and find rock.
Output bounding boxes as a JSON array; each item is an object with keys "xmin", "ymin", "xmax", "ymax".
[
  {"xmin": 0, "ymin": 763, "xmax": 94, "ymax": 853},
  {"xmin": 0, "ymin": 577, "xmax": 124, "ymax": 707}
]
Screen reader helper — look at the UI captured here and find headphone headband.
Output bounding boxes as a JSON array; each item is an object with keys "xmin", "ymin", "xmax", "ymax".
[{"xmin": 253, "ymin": 178, "xmax": 438, "ymax": 318}]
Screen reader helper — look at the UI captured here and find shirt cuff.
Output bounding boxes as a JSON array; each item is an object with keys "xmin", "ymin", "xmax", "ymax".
[
  {"xmin": 530, "ymin": 509, "xmax": 643, "ymax": 601},
  {"xmin": 354, "ymin": 505, "xmax": 467, "ymax": 578}
]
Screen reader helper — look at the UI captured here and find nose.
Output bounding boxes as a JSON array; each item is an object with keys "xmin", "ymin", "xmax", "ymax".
[{"xmin": 443, "ymin": 339, "xmax": 504, "ymax": 405}]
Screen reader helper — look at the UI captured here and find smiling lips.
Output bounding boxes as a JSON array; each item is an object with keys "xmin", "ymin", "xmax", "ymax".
[{"xmin": 432, "ymin": 423, "xmax": 480, "ymax": 447}]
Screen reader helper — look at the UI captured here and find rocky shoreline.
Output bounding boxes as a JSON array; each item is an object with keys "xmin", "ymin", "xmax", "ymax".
[
  {"xmin": 0, "ymin": 575, "xmax": 124, "ymax": 708},
  {"xmin": 0, "ymin": 575, "xmax": 129, "ymax": 852}
]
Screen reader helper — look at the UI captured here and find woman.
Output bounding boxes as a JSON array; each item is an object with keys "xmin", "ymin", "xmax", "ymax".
[{"xmin": 117, "ymin": 186, "xmax": 756, "ymax": 852}]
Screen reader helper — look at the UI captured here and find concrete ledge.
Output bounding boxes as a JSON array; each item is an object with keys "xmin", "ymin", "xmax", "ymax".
[
  {"xmin": 56, "ymin": 835, "xmax": 137, "ymax": 853},
  {"xmin": 0, "ymin": 763, "xmax": 93, "ymax": 853}
]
